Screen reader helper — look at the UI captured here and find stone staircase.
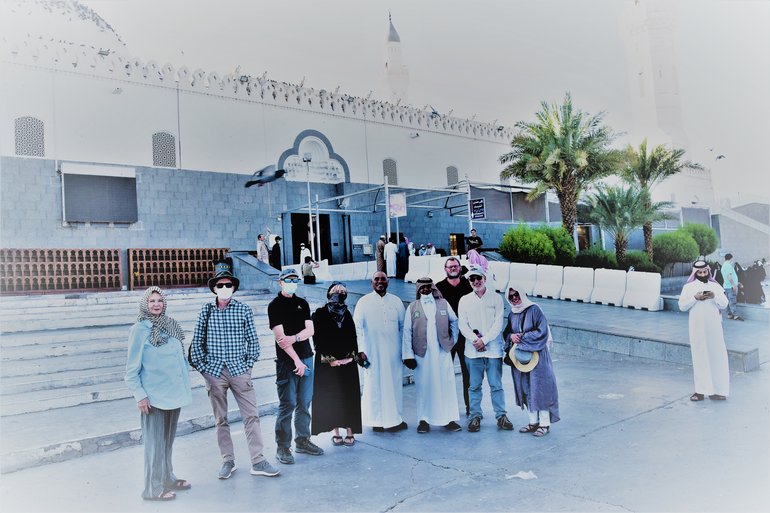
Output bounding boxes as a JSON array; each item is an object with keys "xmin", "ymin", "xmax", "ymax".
[{"xmin": 0, "ymin": 288, "xmax": 303, "ymax": 473}]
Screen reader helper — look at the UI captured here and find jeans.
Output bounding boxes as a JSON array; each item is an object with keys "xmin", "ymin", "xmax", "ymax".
[
  {"xmin": 725, "ymin": 287, "xmax": 738, "ymax": 316},
  {"xmin": 467, "ymin": 357, "xmax": 506, "ymax": 421},
  {"xmin": 275, "ymin": 356, "xmax": 314, "ymax": 448}
]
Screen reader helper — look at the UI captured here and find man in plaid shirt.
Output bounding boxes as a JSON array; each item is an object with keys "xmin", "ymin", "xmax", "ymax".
[{"xmin": 189, "ymin": 258, "xmax": 280, "ymax": 480}]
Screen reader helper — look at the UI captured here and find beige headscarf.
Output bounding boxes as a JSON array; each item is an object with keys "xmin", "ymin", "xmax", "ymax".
[
  {"xmin": 138, "ymin": 286, "xmax": 185, "ymax": 347},
  {"xmin": 505, "ymin": 282, "xmax": 535, "ymax": 314}
]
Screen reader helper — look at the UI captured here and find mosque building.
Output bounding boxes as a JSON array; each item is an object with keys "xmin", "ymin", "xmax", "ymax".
[{"xmin": 2, "ymin": 0, "xmax": 761, "ymax": 295}]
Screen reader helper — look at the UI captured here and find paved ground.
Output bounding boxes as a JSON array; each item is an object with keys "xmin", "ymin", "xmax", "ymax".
[{"xmin": 1, "ymin": 351, "xmax": 768, "ymax": 513}]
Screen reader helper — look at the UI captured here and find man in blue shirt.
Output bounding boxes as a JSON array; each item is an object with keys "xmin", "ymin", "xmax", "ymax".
[
  {"xmin": 189, "ymin": 258, "xmax": 280, "ymax": 479},
  {"xmin": 720, "ymin": 253, "xmax": 745, "ymax": 321}
]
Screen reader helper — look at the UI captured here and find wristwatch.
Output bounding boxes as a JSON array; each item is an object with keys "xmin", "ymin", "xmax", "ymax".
[{"xmin": 295, "ymin": 335, "xmax": 301, "ymax": 343}]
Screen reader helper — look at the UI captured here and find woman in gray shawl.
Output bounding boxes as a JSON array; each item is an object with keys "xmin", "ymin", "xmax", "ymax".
[
  {"xmin": 125, "ymin": 286, "xmax": 192, "ymax": 500},
  {"xmin": 502, "ymin": 282, "xmax": 560, "ymax": 437}
]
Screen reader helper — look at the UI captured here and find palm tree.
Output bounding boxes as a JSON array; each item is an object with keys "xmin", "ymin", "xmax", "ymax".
[
  {"xmin": 620, "ymin": 139, "xmax": 703, "ymax": 260},
  {"xmin": 499, "ymin": 93, "xmax": 623, "ymax": 240},
  {"xmin": 585, "ymin": 184, "xmax": 674, "ymax": 264}
]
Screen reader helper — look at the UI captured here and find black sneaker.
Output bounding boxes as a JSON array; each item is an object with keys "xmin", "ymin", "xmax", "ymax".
[
  {"xmin": 497, "ymin": 415, "xmax": 513, "ymax": 431},
  {"xmin": 444, "ymin": 421, "xmax": 462, "ymax": 432},
  {"xmin": 417, "ymin": 421, "xmax": 430, "ymax": 433},
  {"xmin": 276, "ymin": 447, "xmax": 294, "ymax": 465},
  {"xmin": 295, "ymin": 438, "xmax": 324, "ymax": 456},
  {"xmin": 218, "ymin": 460, "xmax": 236, "ymax": 479},
  {"xmin": 468, "ymin": 417, "xmax": 481, "ymax": 432}
]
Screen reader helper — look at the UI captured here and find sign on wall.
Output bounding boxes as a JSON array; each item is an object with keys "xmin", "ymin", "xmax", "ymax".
[
  {"xmin": 389, "ymin": 192, "xmax": 407, "ymax": 218},
  {"xmin": 470, "ymin": 198, "xmax": 486, "ymax": 220}
]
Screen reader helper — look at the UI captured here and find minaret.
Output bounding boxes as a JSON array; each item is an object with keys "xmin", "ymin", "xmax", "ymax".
[{"xmin": 384, "ymin": 13, "xmax": 409, "ymax": 103}]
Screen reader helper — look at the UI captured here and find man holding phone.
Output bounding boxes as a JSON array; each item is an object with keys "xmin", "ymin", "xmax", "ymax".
[{"xmin": 678, "ymin": 260, "xmax": 730, "ymax": 402}]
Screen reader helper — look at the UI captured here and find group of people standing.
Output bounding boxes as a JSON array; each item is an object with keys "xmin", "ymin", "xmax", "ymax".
[{"xmin": 124, "ymin": 251, "xmax": 561, "ymax": 501}]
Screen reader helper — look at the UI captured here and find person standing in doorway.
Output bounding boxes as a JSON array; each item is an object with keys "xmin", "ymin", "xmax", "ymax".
[
  {"xmin": 384, "ymin": 236, "xmax": 398, "ymax": 278},
  {"xmin": 299, "ymin": 243, "xmax": 311, "ymax": 265},
  {"xmin": 270, "ymin": 236, "xmax": 283, "ymax": 270}
]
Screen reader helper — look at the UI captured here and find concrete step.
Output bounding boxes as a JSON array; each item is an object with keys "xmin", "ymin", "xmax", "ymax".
[{"xmin": 0, "ymin": 359, "xmax": 279, "ymax": 416}]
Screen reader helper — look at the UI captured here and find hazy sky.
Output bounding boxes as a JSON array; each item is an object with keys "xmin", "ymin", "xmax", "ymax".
[{"xmin": 63, "ymin": 1, "xmax": 770, "ymax": 200}]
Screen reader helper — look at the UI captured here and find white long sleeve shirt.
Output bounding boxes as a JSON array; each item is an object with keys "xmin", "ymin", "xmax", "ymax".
[{"xmin": 458, "ymin": 288, "xmax": 504, "ymax": 359}]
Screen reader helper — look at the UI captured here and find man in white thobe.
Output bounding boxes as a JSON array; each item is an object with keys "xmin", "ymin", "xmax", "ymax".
[
  {"xmin": 299, "ymin": 243, "xmax": 311, "ymax": 265},
  {"xmin": 384, "ymin": 238, "xmax": 398, "ymax": 278},
  {"xmin": 402, "ymin": 277, "xmax": 462, "ymax": 433},
  {"xmin": 256, "ymin": 234, "xmax": 270, "ymax": 265},
  {"xmin": 353, "ymin": 271, "xmax": 407, "ymax": 432},
  {"xmin": 678, "ymin": 260, "xmax": 730, "ymax": 401}
]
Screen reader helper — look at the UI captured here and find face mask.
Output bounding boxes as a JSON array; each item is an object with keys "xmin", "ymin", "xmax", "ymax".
[
  {"xmin": 328, "ymin": 293, "xmax": 347, "ymax": 305},
  {"xmin": 216, "ymin": 287, "xmax": 233, "ymax": 301},
  {"xmin": 283, "ymin": 282, "xmax": 298, "ymax": 295},
  {"xmin": 419, "ymin": 289, "xmax": 432, "ymax": 297}
]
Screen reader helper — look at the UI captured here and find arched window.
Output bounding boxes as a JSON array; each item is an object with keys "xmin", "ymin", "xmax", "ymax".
[
  {"xmin": 446, "ymin": 166, "xmax": 459, "ymax": 185},
  {"xmin": 152, "ymin": 132, "xmax": 176, "ymax": 167},
  {"xmin": 383, "ymin": 158, "xmax": 398, "ymax": 186},
  {"xmin": 14, "ymin": 116, "xmax": 45, "ymax": 157}
]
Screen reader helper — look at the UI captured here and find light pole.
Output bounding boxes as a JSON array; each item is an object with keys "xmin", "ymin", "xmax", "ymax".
[{"xmin": 303, "ymin": 153, "xmax": 315, "ymax": 260}]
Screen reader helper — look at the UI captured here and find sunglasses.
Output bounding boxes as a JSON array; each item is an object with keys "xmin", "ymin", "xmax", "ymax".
[
  {"xmin": 215, "ymin": 283, "xmax": 234, "ymax": 289},
  {"xmin": 468, "ymin": 275, "xmax": 484, "ymax": 282},
  {"xmin": 331, "ymin": 281, "xmax": 347, "ymax": 287},
  {"xmin": 282, "ymin": 278, "xmax": 300, "ymax": 283},
  {"xmin": 508, "ymin": 291, "xmax": 521, "ymax": 298}
]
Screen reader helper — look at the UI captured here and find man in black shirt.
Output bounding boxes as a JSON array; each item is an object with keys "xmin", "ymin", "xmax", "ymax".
[
  {"xmin": 268, "ymin": 268, "xmax": 324, "ymax": 465},
  {"xmin": 466, "ymin": 228, "xmax": 483, "ymax": 250},
  {"xmin": 435, "ymin": 257, "xmax": 474, "ymax": 416}
]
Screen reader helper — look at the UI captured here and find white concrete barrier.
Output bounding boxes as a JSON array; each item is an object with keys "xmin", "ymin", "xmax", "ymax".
[
  {"xmin": 622, "ymin": 271, "xmax": 663, "ymax": 311},
  {"xmin": 533, "ymin": 265, "xmax": 564, "ymax": 299},
  {"xmin": 507, "ymin": 263, "xmax": 537, "ymax": 295},
  {"xmin": 429, "ymin": 256, "xmax": 451, "ymax": 284},
  {"xmin": 314, "ymin": 259, "xmax": 333, "ymax": 283},
  {"xmin": 404, "ymin": 255, "xmax": 431, "ymax": 283},
  {"xmin": 488, "ymin": 261, "xmax": 511, "ymax": 292},
  {"xmin": 560, "ymin": 266, "xmax": 594, "ymax": 302},
  {"xmin": 590, "ymin": 268, "xmax": 627, "ymax": 306}
]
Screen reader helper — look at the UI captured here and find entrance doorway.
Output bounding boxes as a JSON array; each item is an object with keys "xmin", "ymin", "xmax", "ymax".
[
  {"xmin": 576, "ymin": 224, "xmax": 592, "ymax": 251},
  {"xmin": 290, "ymin": 213, "xmax": 332, "ymax": 264},
  {"xmin": 449, "ymin": 233, "xmax": 466, "ymax": 256}
]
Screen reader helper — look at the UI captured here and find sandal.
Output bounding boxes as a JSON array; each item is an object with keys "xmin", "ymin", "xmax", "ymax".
[
  {"xmin": 167, "ymin": 479, "xmax": 191, "ymax": 490},
  {"xmin": 519, "ymin": 423, "xmax": 539, "ymax": 433},
  {"xmin": 145, "ymin": 490, "xmax": 176, "ymax": 501},
  {"xmin": 690, "ymin": 393, "xmax": 705, "ymax": 401},
  {"xmin": 343, "ymin": 435, "xmax": 356, "ymax": 447},
  {"xmin": 533, "ymin": 426, "xmax": 550, "ymax": 437},
  {"xmin": 331, "ymin": 435, "xmax": 344, "ymax": 446}
]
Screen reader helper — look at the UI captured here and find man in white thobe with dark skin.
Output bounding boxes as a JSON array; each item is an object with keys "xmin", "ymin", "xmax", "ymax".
[
  {"xmin": 402, "ymin": 277, "xmax": 462, "ymax": 433},
  {"xmin": 678, "ymin": 260, "xmax": 730, "ymax": 401},
  {"xmin": 353, "ymin": 271, "xmax": 407, "ymax": 432}
]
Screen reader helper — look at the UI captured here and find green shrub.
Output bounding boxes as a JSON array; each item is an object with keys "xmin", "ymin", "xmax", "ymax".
[
  {"xmin": 652, "ymin": 231, "xmax": 699, "ymax": 275},
  {"xmin": 535, "ymin": 225, "xmax": 576, "ymax": 266},
  {"xmin": 574, "ymin": 244, "xmax": 618, "ymax": 269},
  {"xmin": 680, "ymin": 223, "xmax": 718, "ymax": 257},
  {"xmin": 500, "ymin": 224, "xmax": 556, "ymax": 264},
  {"xmin": 620, "ymin": 250, "xmax": 661, "ymax": 273}
]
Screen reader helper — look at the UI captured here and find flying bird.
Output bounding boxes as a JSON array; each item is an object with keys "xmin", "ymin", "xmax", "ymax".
[
  {"xmin": 716, "ymin": 154, "xmax": 726, "ymax": 160},
  {"xmin": 244, "ymin": 165, "xmax": 286, "ymax": 187}
]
